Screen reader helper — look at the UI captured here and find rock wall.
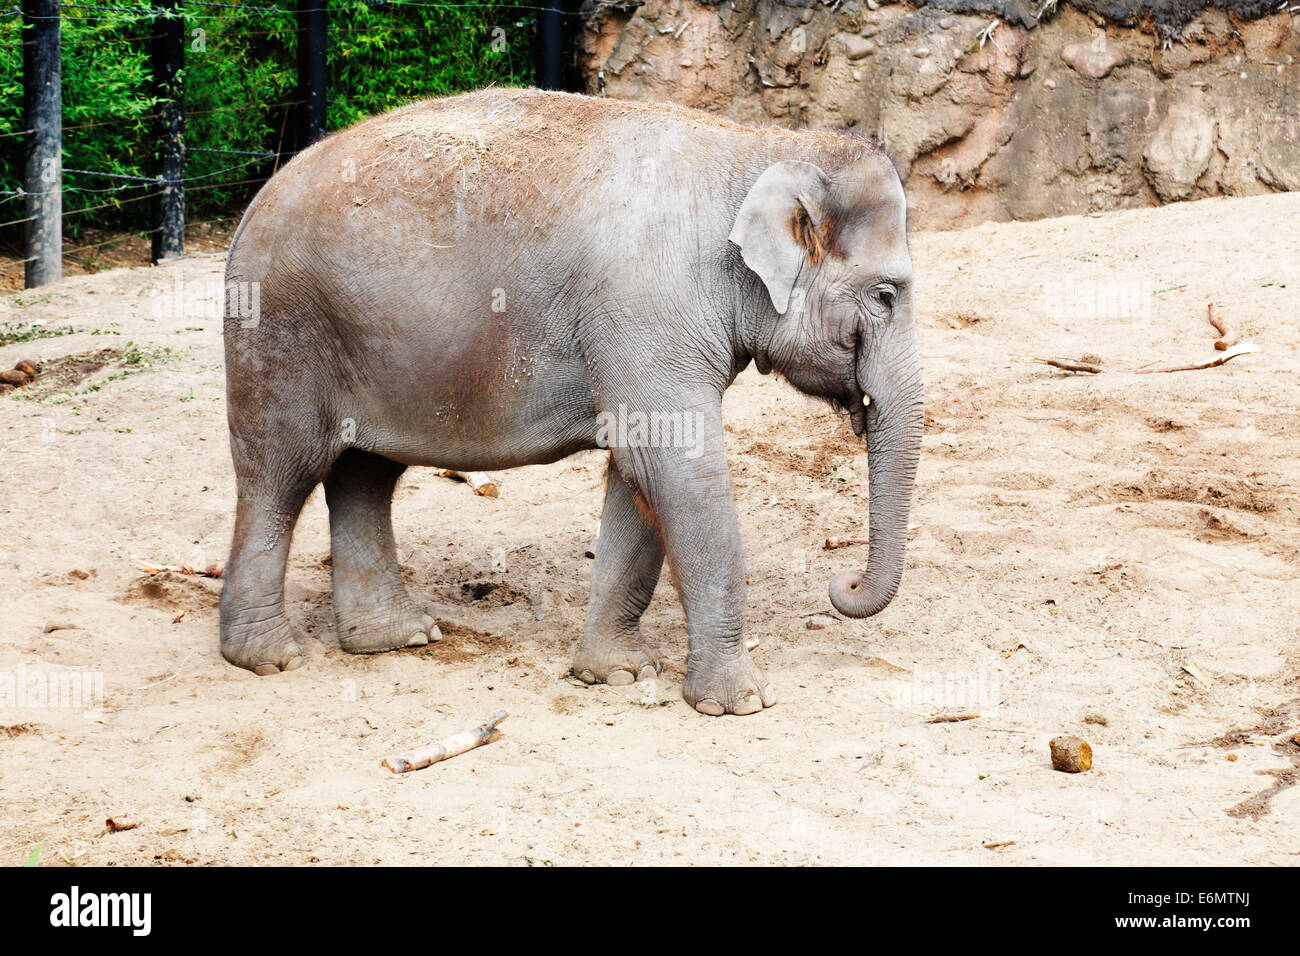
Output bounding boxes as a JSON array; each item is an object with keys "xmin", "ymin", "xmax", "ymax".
[{"xmin": 577, "ymin": 0, "xmax": 1300, "ymax": 229}]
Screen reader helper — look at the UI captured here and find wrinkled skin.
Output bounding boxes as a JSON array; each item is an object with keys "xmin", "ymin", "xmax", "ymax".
[{"xmin": 220, "ymin": 88, "xmax": 923, "ymax": 716}]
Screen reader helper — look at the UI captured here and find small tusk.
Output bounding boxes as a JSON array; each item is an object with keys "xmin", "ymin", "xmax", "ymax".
[{"xmin": 862, "ymin": 394, "xmax": 871, "ymax": 407}]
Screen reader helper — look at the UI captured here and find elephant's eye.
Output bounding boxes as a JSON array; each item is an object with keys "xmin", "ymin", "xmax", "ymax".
[
  {"xmin": 862, "ymin": 282, "xmax": 897, "ymax": 319},
  {"xmin": 875, "ymin": 284, "xmax": 897, "ymax": 312}
]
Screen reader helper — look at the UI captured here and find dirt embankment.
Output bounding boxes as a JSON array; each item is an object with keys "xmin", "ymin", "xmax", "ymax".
[{"xmin": 579, "ymin": 0, "xmax": 1300, "ymax": 229}]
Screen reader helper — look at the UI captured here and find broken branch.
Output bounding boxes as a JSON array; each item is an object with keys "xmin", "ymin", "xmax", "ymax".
[
  {"xmin": 437, "ymin": 469, "xmax": 500, "ymax": 497},
  {"xmin": 382, "ymin": 711, "xmax": 508, "ymax": 774},
  {"xmin": 1129, "ymin": 342, "xmax": 1259, "ymax": 374},
  {"xmin": 824, "ymin": 536, "xmax": 870, "ymax": 550},
  {"xmin": 1027, "ymin": 343, "xmax": 1258, "ymax": 376},
  {"xmin": 1033, "ymin": 357, "xmax": 1102, "ymax": 374},
  {"xmin": 135, "ymin": 560, "xmax": 224, "ymax": 578},
  {"xmin": 1207, "ymin": 302, "xmax": 1239, "ymax": 351}
]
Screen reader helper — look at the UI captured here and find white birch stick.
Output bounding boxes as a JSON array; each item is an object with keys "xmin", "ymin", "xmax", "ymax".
[
  {"xmin": 382, "ymin": 711, "xmax": 509, "ymax": 774},
  {"xmin": 437, "ymin": 469, "xmax": 500, "ymax": 497}
]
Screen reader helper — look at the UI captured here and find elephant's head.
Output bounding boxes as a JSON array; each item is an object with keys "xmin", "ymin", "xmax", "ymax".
[{"xmin": 729, "ymin": 149, "xmax": 922, "ymax": 619}]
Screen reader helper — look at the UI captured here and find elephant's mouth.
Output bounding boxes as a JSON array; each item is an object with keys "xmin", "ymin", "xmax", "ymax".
[{"xmin": 835, "ymin": 377, "xmax": 870, "ymax": 438}]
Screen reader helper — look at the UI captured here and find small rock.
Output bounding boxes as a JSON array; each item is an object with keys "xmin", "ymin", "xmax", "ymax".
[
  {"xmin": 939, "ymin": 16, "xmax": 954, "ymax": 28},
  {"xmin": 805, "ymin": 619, "xmax": 825, "ymax": 630},
  {"xmin": 1049, "ymin": 735, "xmax": 1093, "ymax": 773},
  {"xmin": 1043, "ymin": 78, "xmax": 1056, "ymax": 89},
  {"xmin": 679, "ymin": 58, "xmax": 693, "ymax": 68},
  {"xmin": 859, "ymin": 24, "xmax": 879, "ymax": 37},
  {"xmin": 913, "ymin": 46, "xmax": 931, "ymax": 58},
  {"xmin": 841, "ymin": 34, "xmax": 876, "ymax": 60}
]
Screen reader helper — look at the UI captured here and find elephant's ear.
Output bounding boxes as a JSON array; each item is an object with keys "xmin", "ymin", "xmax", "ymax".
[{"xmin": 728, "ymin": 161, "xmax": 833, "ymax": 315}]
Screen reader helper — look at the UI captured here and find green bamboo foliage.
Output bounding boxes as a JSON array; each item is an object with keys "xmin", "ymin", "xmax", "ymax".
[{"xmin": 0, "ymin": 1, "xmax": 534, "ymax": 244}]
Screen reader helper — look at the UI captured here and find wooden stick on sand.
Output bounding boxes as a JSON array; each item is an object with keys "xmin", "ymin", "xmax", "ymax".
[
  {"xmin": 926, "ymin": 709, "xmax": 981, "ymax": 723},
  {"xmin": 1129, "ymin": 342, "xmax": 1258, "ymax": 374},
  {"xmin": 437, "ymin": 470, "xmax": 500, "ymax": 497},
  {"xmin": 382, "ymin": 711, "xmax": 509, "ymax": 774},
  {"xmin": 1033, "ymin": 357, "xmax": 1103, "ymax": 374},
  {"xmin": 825, "ymin": 536, "xmax": 870, "ymax": 550},
  {"xmin": 1207, "ymin": 302, "xmax": 1239, "ymax": 351},
  {"xmin": 136, "ymin": 560, "xmax": 224, "ymax": 579},
  {"xmin": 1030, "ymin": 302, "xmax": 1258, "ymax": 376}
]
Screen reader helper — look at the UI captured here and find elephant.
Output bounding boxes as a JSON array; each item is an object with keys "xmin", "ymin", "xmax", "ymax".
[{"xmin": 219, "ymin": 87, "xmax": 923, "ymax": 716}]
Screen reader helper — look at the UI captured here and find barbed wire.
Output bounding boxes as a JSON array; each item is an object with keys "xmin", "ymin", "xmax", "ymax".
[
  {"xmin": 1, "ymin": 211, "xmax": 251, "ymax": 273},
  {"xmin": 0, "ymin": 3, "xmax": 540, "ymax": 257}
]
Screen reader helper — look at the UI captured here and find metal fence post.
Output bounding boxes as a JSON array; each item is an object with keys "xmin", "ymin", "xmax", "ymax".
[
  {"xmin": 152, "ymin": 0, "xmax": 185, "ymax": 262},
  {"xmin": 297, "ymin": 0, "xmax": 327, "ymax": 147},
  {"xmin": 22, "ymin": 0, "xmax": 61, "ymax": 288},
  {"xmin": 537, "ymin": 2, "xmax": 566, "ymax": 91}
]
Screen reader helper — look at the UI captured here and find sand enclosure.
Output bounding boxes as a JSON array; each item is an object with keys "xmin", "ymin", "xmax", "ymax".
[{"xmin": 0, "ymin": 193, "xmax": 1296, "ymax": 865}]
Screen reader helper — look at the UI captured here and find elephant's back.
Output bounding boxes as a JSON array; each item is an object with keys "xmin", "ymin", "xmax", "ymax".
[
  {"xmin": 228, "ymin": 89, "xmax": 620, "ymax": 283},
  {"xmin": 227, "ymin": 88, "xmax": 870, "ymax": 274}
]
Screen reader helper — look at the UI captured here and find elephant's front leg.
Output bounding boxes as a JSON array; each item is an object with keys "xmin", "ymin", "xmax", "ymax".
[
  {"xmin": 572, "ymin": 457, "xmax": 664, "ymax": 686},
  {"xmin": 617, "ymin": 408, "xmax": 776, "ymax": 717}
]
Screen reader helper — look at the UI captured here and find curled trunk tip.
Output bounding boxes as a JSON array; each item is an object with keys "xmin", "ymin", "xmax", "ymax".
[{"xmin": 828, "ymin": 567, "xmax": 899, "ymax": 618}]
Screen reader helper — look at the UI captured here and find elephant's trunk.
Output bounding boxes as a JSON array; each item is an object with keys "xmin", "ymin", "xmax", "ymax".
[{"xmin": 828, "ymin": 335, "xmax": 923, "ymax": 618}]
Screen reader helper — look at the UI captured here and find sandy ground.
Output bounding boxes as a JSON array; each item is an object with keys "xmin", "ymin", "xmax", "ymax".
[{"xmin": 0, "ymin": 193, "xmax": 1297, "ymax": 866}]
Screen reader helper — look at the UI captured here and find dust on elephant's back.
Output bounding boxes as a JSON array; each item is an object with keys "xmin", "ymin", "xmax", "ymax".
[{"xmin": 229, "ymin": 100, "xmax": 612, "ymax": 466}]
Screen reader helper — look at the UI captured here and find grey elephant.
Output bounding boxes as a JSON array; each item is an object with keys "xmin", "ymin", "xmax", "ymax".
[{"xmin": 220, "ymin": 88, "xmax": 922, "ymax": 716}]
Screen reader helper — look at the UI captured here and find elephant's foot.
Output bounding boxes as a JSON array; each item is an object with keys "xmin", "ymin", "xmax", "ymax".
[
  {"xmin": 684, "ymin": 648, "xmax": 776, "ymax": 716},
  {"xmin": 572, "ymin": 632, "xmax": 661, "ymax": 686},
  {"xmin": 221, "ymin": 612, "xmax": 307, "ymax": 676},
  {"xmin": 336, "ymin": 596, "xmax": 441, "ymax": 655}
]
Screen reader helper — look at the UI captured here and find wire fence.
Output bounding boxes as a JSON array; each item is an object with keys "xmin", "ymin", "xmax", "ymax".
[{"xmin": 0, "ymin": 0, "xmax": 610, "ymax": 284}]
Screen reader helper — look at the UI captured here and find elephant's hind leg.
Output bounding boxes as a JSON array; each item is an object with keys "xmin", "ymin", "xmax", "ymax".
[
  {"xmin": 573, "ymin": 459, "xmax": 664, "ymax": 686},
  {"xmin": 324, "ymin": 449, "xmax": 440, "ymax": 654},
  {"xmin": 220, "ymin": 455, "xmax": 323, "ymax": 675}
]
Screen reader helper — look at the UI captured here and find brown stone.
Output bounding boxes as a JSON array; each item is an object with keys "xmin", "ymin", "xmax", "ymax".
[{"xmin": 840, "ymin": 34, "xmax": 875, "ymax": 60}]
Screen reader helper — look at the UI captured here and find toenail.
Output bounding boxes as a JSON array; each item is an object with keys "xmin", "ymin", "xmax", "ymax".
[
  {"xmin": 637, "ymin": 664, "xmax": 657, "ymax": 682},
  {"xmin": 578, "ymin": 669, "xmax": 596, "ymax": 684},
  {"xmin": 607, "ymin": 669, "xmax": 635, "ymax": 686},
  {"xmin": 695, "ymin": 699, "xmax": 725, "ymax": 716},
  {"xmin": 253, "ymin": 663, "xmax": 279, "ymax": 676},
  {"xmin": 405, "ymin": 631, "xmax": 430, "ymax": 647},
  {"xmin": 283, "ymin": 656, "xmax": 305, "ymax": 671}
]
